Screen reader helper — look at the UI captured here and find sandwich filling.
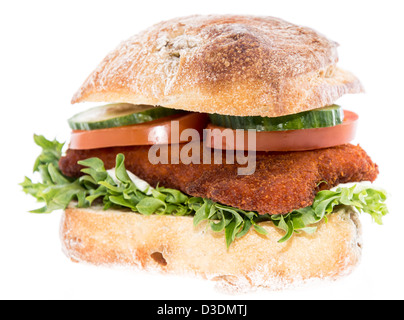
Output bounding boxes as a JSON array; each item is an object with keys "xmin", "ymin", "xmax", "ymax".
[
  {"xmin": 21, "ymin": 98, "xmax": 388, "ymax": 248},
  {"xmin": 59, "ymin": 143, "xmax": 379, "ymax": 215}
]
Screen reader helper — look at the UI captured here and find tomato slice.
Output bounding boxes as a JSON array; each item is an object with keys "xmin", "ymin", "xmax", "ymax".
[
  {"xmin": 69, "ymin": 113, "xmax": 209, "ymax": 150},
  {"xmin": 205, "ymin": 110, "xmax": 358, "ymax": 152}
]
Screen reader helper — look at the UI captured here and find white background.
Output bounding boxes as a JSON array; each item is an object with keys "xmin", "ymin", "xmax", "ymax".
[{"xmin": 1, "ymin": 0, "xmax": 403, "ymax": 300}]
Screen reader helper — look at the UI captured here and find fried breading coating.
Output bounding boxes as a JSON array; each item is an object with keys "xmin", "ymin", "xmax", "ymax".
[{"xmin": 59, "ymin": 143, "xmax": 378, "ymax": 214}]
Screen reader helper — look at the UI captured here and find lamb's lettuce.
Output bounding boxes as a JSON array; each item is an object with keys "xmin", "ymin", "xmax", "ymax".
[{"xmin": 21, "ymin": 135, "xmax": 389, "ymax": 247}]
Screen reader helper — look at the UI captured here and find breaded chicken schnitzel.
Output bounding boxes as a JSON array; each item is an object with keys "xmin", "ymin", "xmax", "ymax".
[{"xmin": 59, "ymin": 143, "xmax": 378, "ymax": 215}]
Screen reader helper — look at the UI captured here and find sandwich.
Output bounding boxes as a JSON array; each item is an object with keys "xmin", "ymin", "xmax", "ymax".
[{"xmin": 21, "ymin": 15, "xmax": 388, "ymax": 292}]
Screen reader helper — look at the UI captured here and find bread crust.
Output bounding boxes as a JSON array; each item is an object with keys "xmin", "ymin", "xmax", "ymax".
[
  {"xmin": 61, "ymin": 205, "xmax": 362, "ymax": 292},
  {"xmin": 71, "ymin": 15, "xmax": 363, "ymax": 117}
]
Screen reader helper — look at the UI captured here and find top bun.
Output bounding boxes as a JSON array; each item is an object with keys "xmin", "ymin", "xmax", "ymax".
[{"xmin": 72, "ymin": 15, "xmax": 363, "ymax": 117}]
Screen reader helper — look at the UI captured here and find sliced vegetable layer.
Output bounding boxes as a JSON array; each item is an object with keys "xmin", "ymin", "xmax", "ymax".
[
  {"xmin": 69, "ymin": 112, "xmax": 209, "ymax": 150},
  {"xmin": 209, "ymin": 105, "xmax": 344, "ymax": 131},
  {"xmin": 206, "ymin": 110, "xmax": 358, "ymax": 152},
  {"xmin": 68, "ymin": 103, "xmax": 184, "ymax": 130}
]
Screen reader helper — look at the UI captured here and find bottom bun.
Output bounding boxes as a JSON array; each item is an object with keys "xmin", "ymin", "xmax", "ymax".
[{"xmin": 60, "ymin": 205, "xmax": 362, "ymax": 292}]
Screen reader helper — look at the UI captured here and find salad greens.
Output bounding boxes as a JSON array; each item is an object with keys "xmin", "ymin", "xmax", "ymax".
[{"xmin": 21, "ymin": 135, "xmax": 388, "ymax": 248}]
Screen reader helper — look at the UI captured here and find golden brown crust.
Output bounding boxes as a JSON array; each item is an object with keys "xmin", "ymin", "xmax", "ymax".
[
  {"xmin": 59, "ymin": 143, "xmax": 379, "ymax": 215},
  {"xmin": 71, "ymin": 15, "xmax": 363, "ymax": 117},
  {"xmin": 61, "ymin": 205, "xmax": 362, "ymax": 292}
]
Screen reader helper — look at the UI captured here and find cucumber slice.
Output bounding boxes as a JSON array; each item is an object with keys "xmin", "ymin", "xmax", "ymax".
[
  {"xmin": 68, "ymin": 103, "xmax": 183, "ymax": 130},
  {"xmin": 209, "ymin": 105, "xmax": 344, "ymax": 131}
]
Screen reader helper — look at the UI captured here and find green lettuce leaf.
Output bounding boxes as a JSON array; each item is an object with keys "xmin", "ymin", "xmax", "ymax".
[
  {"xmin": 20, "ymin": 135, "xmax": 88, "ymax": 213},
  {"xmin": 21, "ymin": 135, "xmax": 389, "ymax": 248}
]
